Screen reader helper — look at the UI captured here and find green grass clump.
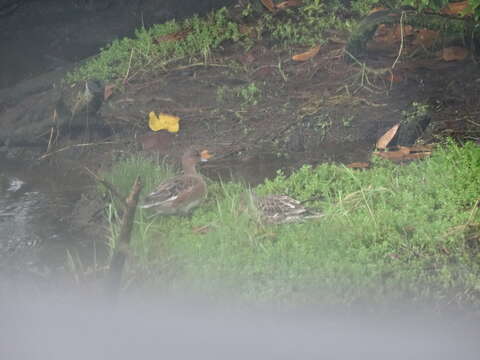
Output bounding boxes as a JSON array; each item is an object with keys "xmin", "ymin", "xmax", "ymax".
[
  {"xmin": 103, "ymin": 142, "xmax": 480, "ymax": 306},
  {"xmin": 257, "ymin": 0, "xmax": 356, "ymax": 46},
  {"xmin": 67, "ymin": 7, "xmax": 242, "ymax": 83}
]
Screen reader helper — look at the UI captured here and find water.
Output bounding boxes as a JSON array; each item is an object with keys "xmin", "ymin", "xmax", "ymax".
[{"xmin": 0, "ymin": 156, "xmax": 98, "ymax": 281}]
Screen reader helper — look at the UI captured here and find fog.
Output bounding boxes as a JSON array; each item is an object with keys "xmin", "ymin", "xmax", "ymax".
[{"xmin": 2, "ymin": 290, "xmax": 479, "ymax": 359}]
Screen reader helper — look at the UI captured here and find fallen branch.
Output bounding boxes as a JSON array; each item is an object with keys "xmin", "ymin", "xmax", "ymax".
[{"xmin": 105, "ymin": 176, "xmax": 143, "ymax": 300}]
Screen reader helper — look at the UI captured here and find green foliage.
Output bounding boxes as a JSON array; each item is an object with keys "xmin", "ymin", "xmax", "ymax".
[
  {"xmin": 258, "ymin": 0, "xmax": 355, "ymax": 46},
  {"xmin": 67, "ymin": 8, "xmax": 242, "ymax": 83},
  {"xmin": 103, "ymin": 142, "xmax": 480, "ymax": 306},
  {"xmin": 216, "ymin": 82, "xmax": 262, "ymax": 106}
]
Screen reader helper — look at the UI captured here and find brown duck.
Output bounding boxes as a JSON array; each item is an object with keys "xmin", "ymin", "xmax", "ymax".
[
  {"xmin": 140, "ymin": 148, "xmax": 212, "ymax": 216},
  {"xmin": 248, "ymin": 193, "xmax": 324, "ymax": 224}
]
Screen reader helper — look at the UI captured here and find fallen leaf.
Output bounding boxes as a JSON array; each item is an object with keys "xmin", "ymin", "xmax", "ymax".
[
  {"xmin": 376, "ymin": 123, "xmax": 400, "ymax": 150},
  {"xmin": 368, "ymin": 24, "xmax": 410, "ymax": 53},
  {"xmin": 239, "ymin": 24, "xmax": 257, "ymax": 38},
  {"xmin": 292, "ymin": 45, "xmax": 321, "ymax": 61},
  {"xmin": 392, "ymin": 24, "xmax": 414, "ymax": 38},
  {"xmin": 373, "ymin": 150, "xmax": 431, "ymax": 161},
  {"xmin": 397, "ymin": 145, "xmax": 412, "ymax": 154},
  {"xmin": 103, "ymin": 84, "xmax": 115, "ymax": 101},
  {"xmin": 347, "ymin": 162, "xmax": 370, "ymax": 169},
  {"xmin": 440, "ymin": 46, "xmax": 469, "ymax": 61},
  {"xmin": 368, "ymin": 7, "xmax": 387, "ymax": 15},
  {"xmin": 154, "ymin": 29, "xmax": 191, "ymax": 44},
  {"xmin": 260, "ymin": 0, "xmax": 276, "ymax": 12},
  {"xmin": 148, "ymin": 112, "xmax": 180, "ymax": 133},
  {"xmin": 407, "ymin": 144, "xmax": 434, "ymax": 152},
  {"xmin": 440, "ymin": 1, "xmax": 470, "ymax": 16},
  {"xmin": 276, "ymin": 0, "xmax": 303, "ymax": 9},
  {"xmin": 412, "ymin": 28, "xmax": 439, "ymax": 48}
]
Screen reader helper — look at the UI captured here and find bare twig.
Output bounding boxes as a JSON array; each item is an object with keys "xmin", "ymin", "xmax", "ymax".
[
  {"xmin": 391, "ymin": 11, "xmax": 406, "ymax": 71},
  {"xmin": 105, "ymin": 176, "xmax": 143, "ymax": 300},
  {"xmin": 123, "ymin": 47, "xmax": 135, "ymax": 84},
  {"xmin": 38, "ymin": 141, "xmax": 116, "ymax": 160}
]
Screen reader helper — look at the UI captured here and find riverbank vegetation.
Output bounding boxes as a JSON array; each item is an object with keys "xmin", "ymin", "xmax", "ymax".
[{"xmin": 102, "ymin": 141, "xmax": 480, "ymax": 306}]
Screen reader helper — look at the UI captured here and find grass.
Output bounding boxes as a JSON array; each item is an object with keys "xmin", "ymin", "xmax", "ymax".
[
  {"xmin": 67, "ymin": 7, "xmax": 242, "ymax": 84},
  {"xmin": 102, "ymin": 141, "xmax": 480, "ymax": 307},
  {"xmin": 66, "ymin": 0, "xmax": 375, "ymax": 85}
]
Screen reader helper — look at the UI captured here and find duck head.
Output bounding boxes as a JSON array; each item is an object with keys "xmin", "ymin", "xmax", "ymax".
[{"xmin": 182, "ymin": 148, "xmax": 213, "ymax": 175}]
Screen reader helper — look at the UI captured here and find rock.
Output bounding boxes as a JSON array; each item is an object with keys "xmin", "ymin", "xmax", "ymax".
[{"xmin": 0, "ymin": 69, "xmax": 105, "ymax": 147}]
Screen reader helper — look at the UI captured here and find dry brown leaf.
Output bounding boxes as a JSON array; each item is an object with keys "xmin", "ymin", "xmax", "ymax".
[
  {"xmin": 441, "ymin": 46, "xmax": 469, "ymax": 61},
  {"xmin": 292, "ymin": 45, "xmax": 321, "ymax": 61},
  {"xmin": 368, "ymin": 7, "xmax": 387, "ymax": 15},
  {"xmin": 103, "ymin": 84, "xmax": 115, "ymax": 101},
  {"xmin": 412, "ymin": 28, "xmax": 439, "ymax": 48},
  {"xmin": 346, "ymin": 162, "xmax": 370, "ymax": 169},
  {"xmin": 373, "ymin": 150, "xmax": 430, "ymax": 161},
  {"xmin": 404, "ymin": 152, "xmax": 431, "ymax": 160},
  {"xmin": 276, "ymin": 0, "xmax": 303, "ymax": 9},
  {"xmin": 407, "ymin": 144, "xmax": 435, "ymax": 152},
  {"xmin": 369, "ymin": 23, "xmax": 411, "ymax": 52},
  {"xmin": 392, "ymin": 24, "xmax": 414, "ymax": 38},
  {"xmin": 376, "ymin": 123, "xmax": 400, "ymax": 150},
  {"xmin": 239, "ymin": 24, "xmax": 257, "ymax": 38},
  {"xmin": 397, "ymin": 146, "xmax": 412, "ymax": 154},
  {"xmin": 154, "ymin": 29, "xmax": 191, "ymax": 43},
  {"xmin": 440, "ymin": 1, "xmax": 470, "ymax": 16},
  {"xmin": 260, "ymin": 0, "xmax": 276, "ymax": 12}
]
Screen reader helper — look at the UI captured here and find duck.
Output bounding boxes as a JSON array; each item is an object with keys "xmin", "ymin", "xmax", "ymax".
[
  {"xmin": 140, "ymin": 148, "xmax": 212, "ymax": 216},
  {"xmin": 247, "ymin": 193, "xmax": 323, "ymax": 224}
]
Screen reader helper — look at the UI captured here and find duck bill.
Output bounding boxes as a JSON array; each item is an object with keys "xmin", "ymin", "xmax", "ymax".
[{"xmin": 200, "ymin": 150, "xmax": 213, "ymax": 162}]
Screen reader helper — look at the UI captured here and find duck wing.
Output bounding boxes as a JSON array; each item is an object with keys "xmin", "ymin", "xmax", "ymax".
[{"xmin": 140, "ymin": 175, "xmax": 204, "ymax": 210}]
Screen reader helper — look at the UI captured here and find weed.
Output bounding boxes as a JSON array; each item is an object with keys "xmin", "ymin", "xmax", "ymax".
[
  {"xmin": 257, "ymin": 0, "xmax": 353, "ymax": 46},
  {"xmin": 216, "ymin": 82, "xmax": 261, "ymax": 106},
  {"xmin": 237, "ymin": 82, "xmax": 261, "ymax": 105},
  {"xmin": 341, "ymin": 115, "xmax": 355, "ymax": 128}
]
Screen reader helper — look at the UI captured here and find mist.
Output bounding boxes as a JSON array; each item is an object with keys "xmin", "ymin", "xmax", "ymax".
[{"xmin": 2, "ymin": 289, "xmax": 479, "ymax": 360}]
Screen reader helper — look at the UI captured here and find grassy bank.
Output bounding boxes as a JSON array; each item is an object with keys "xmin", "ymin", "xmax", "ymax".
[
  {"xmin": 66, "ymin": 0, "xmax": 367, "ymax": 84},
  {"xmin": 103, "ymin": 141, "xmax": 480, "ymax": 306}
]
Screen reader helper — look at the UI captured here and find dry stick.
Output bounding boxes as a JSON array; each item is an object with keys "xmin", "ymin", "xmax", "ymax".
[
  {"xmin": 38, "ymin": 141, "xmax": 117, "ymax": 160},
  {"xmin": 123, "ymin": 47, "xmax": 135, "ymax": 84},
  {"xmin": 391, "ymin": 11, "xmax": 406, "ymax": 71},
  {"xmin": 105, "ymin": 176, "xmax": 143, "ymax": 300}
]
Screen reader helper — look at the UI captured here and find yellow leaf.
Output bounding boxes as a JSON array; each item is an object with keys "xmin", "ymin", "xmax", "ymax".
[{"xmin": 148, "ymin": 112, "xmax": 180, "ymax": 133}]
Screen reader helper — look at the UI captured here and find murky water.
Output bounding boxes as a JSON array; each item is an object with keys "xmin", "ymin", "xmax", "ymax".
[
  {"xmin": 204, "ymin": 142, "xmax": 371, "ymax": 185},
  {"xmin": 0, "ymin": 156, "xmax": 100, "ymax": 281}
]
